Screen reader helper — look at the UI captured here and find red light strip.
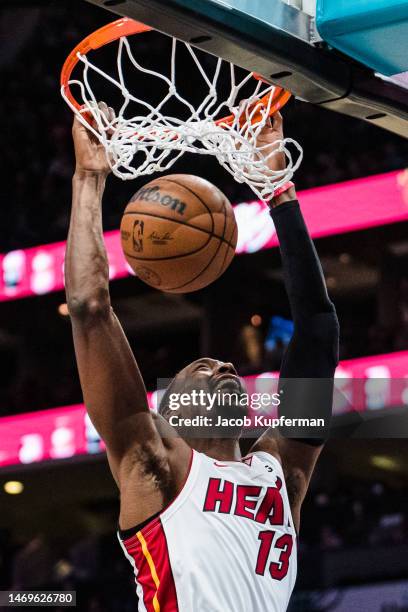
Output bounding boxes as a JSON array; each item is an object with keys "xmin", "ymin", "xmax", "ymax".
[
  {"xmin": 0, "ymin": 350, "xmax": 407, "ymax": 469},
  {"xmin": 0, "ymin": 169, "xmax": 407, "ymax": 302}
]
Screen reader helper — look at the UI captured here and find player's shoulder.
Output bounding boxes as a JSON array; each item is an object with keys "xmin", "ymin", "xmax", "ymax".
[
  {"xmin": 197, "ymin": 449, "xmax": 284, "ymax": 482},
  {"xmin": 244, "ymin": 450, "xmax": 284, "ymax": 478}
]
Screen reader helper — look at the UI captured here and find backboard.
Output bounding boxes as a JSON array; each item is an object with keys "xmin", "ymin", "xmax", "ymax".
[{"xmin": 85, "ymin": 0, "xmax": 408, "ymax": 137}]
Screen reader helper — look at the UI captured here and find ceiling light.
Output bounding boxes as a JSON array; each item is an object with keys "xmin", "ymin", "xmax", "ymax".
[
  {"xmin": 251, "ymin": 314, "xmax": 262, "ymax": 327},
  {"xmin": 4, "ymin": 481, "xmax": 24, "ymax": 495},
  {"xmin": 58, "ymin": 303, "xmax": 69, "ymax": 317},
  {"xmin": 371, "ymin": 455, "xmax": 399, "ymax": 471}
]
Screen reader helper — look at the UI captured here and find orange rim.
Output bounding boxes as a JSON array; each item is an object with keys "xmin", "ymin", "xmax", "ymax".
[
  {"xmin": 216, "ymin": 87, "xmax": 292, "ymax": 128},
  {"xmin": 61, "ymin": 17, "xmax": 291, "ymax": 127},
  {"xmin": 60, "ymin": 18, "xmax": 152, "ymax": 112}
]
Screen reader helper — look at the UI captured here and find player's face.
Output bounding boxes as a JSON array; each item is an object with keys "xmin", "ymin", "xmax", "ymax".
[{"xmin": 170, "ymin": 358, "xmax": 248, "ymax": 421}]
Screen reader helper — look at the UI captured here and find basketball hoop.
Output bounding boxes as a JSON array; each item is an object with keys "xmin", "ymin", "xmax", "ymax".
[{"xmin": 61, "ymin": 18, "xmax": 302, "ymax": 200}]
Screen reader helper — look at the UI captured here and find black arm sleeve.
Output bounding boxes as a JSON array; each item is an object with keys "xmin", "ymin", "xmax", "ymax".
[{"xmin": 270, "ymin": 200, "xmax": 340, "ymax": 444}]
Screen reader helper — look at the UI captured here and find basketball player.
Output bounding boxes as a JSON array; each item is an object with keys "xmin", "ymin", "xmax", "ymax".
[{"xmin": 66, "ymin": 106, "xmax": 339, "ymax": 611}]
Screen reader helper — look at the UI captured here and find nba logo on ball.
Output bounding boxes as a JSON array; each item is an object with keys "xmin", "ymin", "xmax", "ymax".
[
  {"xmin": 120, "ymin": 174, "xmax": 238, "ymax": 293},
  {"xmin": 132, "ymin": 220, "xmax": 144, "ymax": 253}
]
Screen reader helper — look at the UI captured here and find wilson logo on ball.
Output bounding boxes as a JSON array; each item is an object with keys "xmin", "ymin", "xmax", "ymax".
[{"xmin": 131, "ymin": 186, "xmax": 187, "ymax": 215}]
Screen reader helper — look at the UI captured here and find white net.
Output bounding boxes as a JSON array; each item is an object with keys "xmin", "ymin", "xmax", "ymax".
[{"xmin": 61, "ymin": 34, "xmax": 303, "ymax": 200}]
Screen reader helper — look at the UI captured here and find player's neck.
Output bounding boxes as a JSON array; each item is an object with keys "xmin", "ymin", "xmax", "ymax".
[{"xmin": 189, "ymin": 438, "xmax": 242, "ymax": 461}]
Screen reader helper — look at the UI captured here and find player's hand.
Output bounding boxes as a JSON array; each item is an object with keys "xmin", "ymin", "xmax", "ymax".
[
  {"xmin": 255, "ymin": 111, "xmax": 297, "ymax": 206},
  {"xmin": 72, "ymin": 102, "xmax": 114, "ymax": 177},
  {"xmin": 255, "ymin": 111, "xmax": 286, "ymax": 175}
]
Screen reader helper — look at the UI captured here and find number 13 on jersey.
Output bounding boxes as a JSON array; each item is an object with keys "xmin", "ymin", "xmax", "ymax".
[{"xmin": 255, "ymin": 531, "xmax": 294, "ymax": 580}]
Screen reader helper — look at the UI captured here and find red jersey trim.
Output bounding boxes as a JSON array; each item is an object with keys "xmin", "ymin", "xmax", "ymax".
[{"xmin": 124, "ymin": 519, "xmax": 179, "ymax": 611}]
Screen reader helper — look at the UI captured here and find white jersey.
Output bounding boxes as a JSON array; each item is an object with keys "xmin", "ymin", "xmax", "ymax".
[{"xmin": 118, "ymin": 449, "xmax": 297, "ymax": 612}]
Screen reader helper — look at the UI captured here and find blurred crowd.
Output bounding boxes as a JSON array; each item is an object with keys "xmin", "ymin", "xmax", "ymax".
[
  {"xmin": 0, "ymin": 529, "xmax": 135, "ymax": 612},
  {"xmin": 302, "ymin": 480, "xmax": 408, "ymax": 552},
  {"xmin": 0, "ymin": 478, "xmax": 406, "ymax": 611}
]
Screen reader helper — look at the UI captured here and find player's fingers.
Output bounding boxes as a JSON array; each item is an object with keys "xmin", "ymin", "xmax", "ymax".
[
  {"xmin": 72, "ymin": 105, "xmax": 97, "ymax": 134},
  {"xmin": 238, "ymin": 98, "xmax": 255, "ymax": 132},
  {"xmin": 72, "ymin": 114, "xmax": 89, "ymax": 137},
  {"xmin": 106, "ymin": 106, "xmax": 115, "ymax": 137},
  {"xmin": 98, "ymin": 100, "xmax": 108, "ymax": 114},
  {"xmin": 108, "ymin": 106, "xmax": 115, "ymax": 123},
  {"xmin": 237, "ymin": 98, "xmax": 247, "ymax": 118},
  {"xmin": 98, "ymin": 100, "xmax": 110, "ymax": 123},
  {"xmin": 272, "ymin": 111, "xmax": 283, "ymax": 131}
]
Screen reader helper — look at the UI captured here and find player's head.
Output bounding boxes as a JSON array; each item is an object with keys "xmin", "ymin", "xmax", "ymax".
[{"xmin": 158, "ymin": 358, "xmax": 248, "ymax": 440}]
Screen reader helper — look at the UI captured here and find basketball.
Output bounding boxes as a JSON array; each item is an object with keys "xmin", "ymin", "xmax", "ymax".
[{"xmin": 120, "ymin": 174, "xmax": 238, "ymax": 293}]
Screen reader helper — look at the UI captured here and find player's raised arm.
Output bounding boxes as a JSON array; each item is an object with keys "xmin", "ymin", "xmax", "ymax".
[
  {"xmin": 66, "ymin": 110, "xmax": 177, "ymax": 489},
  {"xmin": 251, "ymin": 113, "xmax": 340, "ymax": 530}
]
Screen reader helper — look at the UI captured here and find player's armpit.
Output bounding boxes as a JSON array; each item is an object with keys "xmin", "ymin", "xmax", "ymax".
[{"xmin": 115, "ymin": 415, "xmax": 192, "ymax": 529}]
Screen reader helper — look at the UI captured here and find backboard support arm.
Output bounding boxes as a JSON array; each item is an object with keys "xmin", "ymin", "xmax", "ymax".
[{"xmin": 84, "ymin": 0, "xmax": 408, "ymax": 138}]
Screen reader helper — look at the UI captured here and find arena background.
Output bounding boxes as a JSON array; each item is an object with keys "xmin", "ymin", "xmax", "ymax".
[{"xmin": 0, "ymin": 1, "xmax": 408, "ymax": 610}]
